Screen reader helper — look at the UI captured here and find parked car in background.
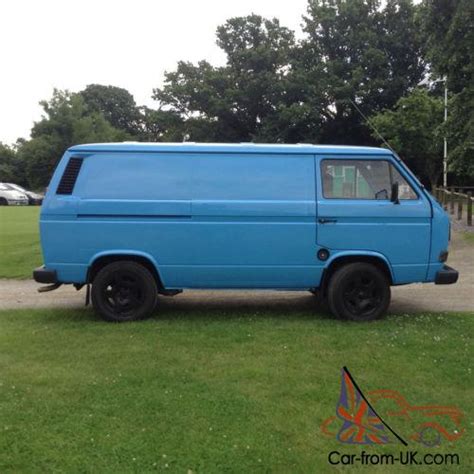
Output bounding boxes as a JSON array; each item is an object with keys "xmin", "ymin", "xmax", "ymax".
[
  {"xmin": 0, "ymin": 183, "xmax": 29, "ymax": 206},
  {"xmin": 6, "ymin": 183, "xmax": 44, "ymax": 205}
]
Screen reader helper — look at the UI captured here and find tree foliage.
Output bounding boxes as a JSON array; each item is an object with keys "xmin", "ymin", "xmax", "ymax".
[
  {"xmin": 301, "ymin": 0, "xmax": 425, "ymax": 144},
  {"xmin": 420, "ymin": 0, "xmax": 474, "ymax": 180},
  {"xmin": 0, "ymin": 143, "xmax": 27, "ymax": 186},
  {"xmin": 154, "ymin": 15, "xmax": 302, "ymax": 142},
  {"xmin": 80, "ymin": 84, "xmax": 143, "ymax": 137},
  {"xmin": 17, "ymin": 90, "xmax": 128, "ymax": 188},
  {"xmin": 370, "ymin": 88, "xmax": 444, "ymax": 187},
  {"xmin": 153, "ymin": 3, "xmax": 426, "ymax": 146}
]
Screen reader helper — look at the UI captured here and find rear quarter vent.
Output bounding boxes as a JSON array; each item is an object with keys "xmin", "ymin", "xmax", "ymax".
[{"xmin": 56, "ymin": 157, "xmax": 83, "ymax": 195}]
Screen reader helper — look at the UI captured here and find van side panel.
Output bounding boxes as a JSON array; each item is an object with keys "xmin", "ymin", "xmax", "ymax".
[
  {"xmin": 41, "ymin": 151, "xmax": 323, "ymax": 288},
  {"xmin": 40, "ymin": 152, "xmax": 193, "ymax": 284},
  {"xmin": 188, "ymin": 153, "xmax": 320, "ymax": 287}
]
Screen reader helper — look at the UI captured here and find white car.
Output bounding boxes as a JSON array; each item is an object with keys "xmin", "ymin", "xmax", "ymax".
[
  {"xmin": 0, "ymin": 183, "xmax": 29, "ymax": 205},
  {"xmin": 6, "ymin": 183, "xmax": 44, "ymax": 205}
]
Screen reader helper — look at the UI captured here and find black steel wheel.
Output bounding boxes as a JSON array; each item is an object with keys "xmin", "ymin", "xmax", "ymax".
[
  {"xmin": 328, "ymin": 262, "xmax": 390, "ymax": 321},
  {"xmin": 0, "ymin": 198, "xmax": 8, "ymax": 206},
  {"xmin": 91, "ymin": 261, "xmax": 158, "ymax": 322}
]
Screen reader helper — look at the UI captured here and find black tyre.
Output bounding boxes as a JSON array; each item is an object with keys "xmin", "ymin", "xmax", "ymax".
[
  {"xmin": 0, "ymin": 198, "xmax": 8, "ymax": 206},
  {"xmin": 327, "ymin": 263, "xmax": 390, "ymax": 321},
  {"xmin": 91, "ymin": 261, "xmax": 158, "ymax": 322}
]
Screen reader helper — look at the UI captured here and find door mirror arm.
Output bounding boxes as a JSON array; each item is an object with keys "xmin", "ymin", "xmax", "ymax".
[{"xmin": 391, "ymin": 181, "xmax": 400, "ymax": 204}]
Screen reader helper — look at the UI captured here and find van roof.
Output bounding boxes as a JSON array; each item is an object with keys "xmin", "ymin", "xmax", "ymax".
[{"xmin": 68, "ymin": 142, "xmax": 393, "ymax": 156}]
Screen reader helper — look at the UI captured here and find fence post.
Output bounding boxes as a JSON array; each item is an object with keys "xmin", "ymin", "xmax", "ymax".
[
  {"xmin": 450, "ymin": 187, "xmax": 455, "ymax": 214},
  {"xmin": 457, "ymin": 194, "xmax": 463, "ymax": 220},
  {"xmin": 442, "ymin": 188, "xmax": 447, "ymax": 210},
  {"xmin": 467, "ymin": 192, "xmax": 472, "ymax": 226}
]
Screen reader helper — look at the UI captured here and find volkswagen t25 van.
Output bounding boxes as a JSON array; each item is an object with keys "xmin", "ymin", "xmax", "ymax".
[{"xmin": 33, "ymin": 143, "xmax": 458, "ymax": 322}]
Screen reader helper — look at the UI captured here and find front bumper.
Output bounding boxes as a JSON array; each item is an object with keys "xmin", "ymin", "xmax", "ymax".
[
  {"xmin": 435, "ymin": 265, "xmax": 459, "ymax": 285},
  {"xmin": 33, "ymin": 265, "xmax": 58, "ymax": 284}
]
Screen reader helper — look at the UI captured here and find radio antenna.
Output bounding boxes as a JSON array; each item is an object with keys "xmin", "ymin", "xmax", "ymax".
[{"xmin": 348, "ymin": 98, "xmax": 396, "ymax": 154}]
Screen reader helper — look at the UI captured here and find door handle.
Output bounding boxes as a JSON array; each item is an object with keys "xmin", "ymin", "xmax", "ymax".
[{"xmin": 318, "ymin": 218, "xmax": 338, "ymax": 224}]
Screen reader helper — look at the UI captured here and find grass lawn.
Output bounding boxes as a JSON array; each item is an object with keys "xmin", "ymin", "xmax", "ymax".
[
  {"xmin": 0, "ymin": 308, "xmax": 472, "ymax": 472},
  {"xmin": 0, "ymin": 207, "xmax": 41, "ymax": 279}
]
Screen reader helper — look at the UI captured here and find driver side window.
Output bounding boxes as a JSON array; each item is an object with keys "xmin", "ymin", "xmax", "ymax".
[{"xmin": 321, "ymin": 159, "xmax": 417, "ymax": 200}]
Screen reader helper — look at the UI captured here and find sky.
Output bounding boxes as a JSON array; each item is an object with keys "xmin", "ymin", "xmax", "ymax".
[{"xmin": 0, "ymin": 0, "xmax": 309, "ymax": 144}]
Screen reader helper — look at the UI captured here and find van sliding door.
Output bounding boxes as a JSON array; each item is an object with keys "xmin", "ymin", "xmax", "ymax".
[{"xmin": 187, "ymin": 153, "xmax": 322, "ymax": 288}]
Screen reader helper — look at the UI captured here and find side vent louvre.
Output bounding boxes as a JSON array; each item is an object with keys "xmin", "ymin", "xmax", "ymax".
[{"xmin": 56, "ymin": 157, "xmax": 83, "ymax": 195}]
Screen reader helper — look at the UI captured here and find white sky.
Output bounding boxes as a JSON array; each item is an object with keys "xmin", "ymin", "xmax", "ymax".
[{"xmin": 0, "ymin": 0, "xmax": 308, "ymax": 144}]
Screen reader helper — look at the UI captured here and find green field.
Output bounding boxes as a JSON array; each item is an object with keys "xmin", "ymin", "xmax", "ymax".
[
  {"xmin": 0, "ymin": 308, "xmax": 472, "ymax": 472},
  {"xmin": 1, "ymin": 208, "xmax": 473, "ymax": 471},
  {"xmin": 0, "ymin": 207, "xmax": 41, "ymax": 279}
]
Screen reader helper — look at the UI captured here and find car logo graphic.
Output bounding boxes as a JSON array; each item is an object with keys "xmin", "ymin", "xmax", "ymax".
[{"xmin": 321, "ymin": 367, "xmax": 465, "ymax": 447}]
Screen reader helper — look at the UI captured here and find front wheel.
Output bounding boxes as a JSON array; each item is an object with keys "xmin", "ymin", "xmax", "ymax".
[
  {"xmin": 91, "ymin": 261, "xmax": 158, "ymax": 322},
  {"xmin": 327, "ymin": 263, "xmax": 390, "ymax": 321}
]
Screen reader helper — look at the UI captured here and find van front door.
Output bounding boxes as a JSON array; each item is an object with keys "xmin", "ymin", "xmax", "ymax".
[{"xmin": 316, "ymin": 156, "xmax": 431, "ymax": 283}]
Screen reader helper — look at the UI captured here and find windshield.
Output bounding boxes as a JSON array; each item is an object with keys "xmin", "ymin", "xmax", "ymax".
[
  {"xmin": 7, "ymin": 183, "xmax": 26, "ymax": 192},
  {"xmin": 0, "ymin": 184, "xmax": 14, "ymax": 191}
]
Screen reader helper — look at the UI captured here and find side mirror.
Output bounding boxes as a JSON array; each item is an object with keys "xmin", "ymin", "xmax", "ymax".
[{"xmin": 391, "ymin": 181, "xmax": 400, "ymax": 204}]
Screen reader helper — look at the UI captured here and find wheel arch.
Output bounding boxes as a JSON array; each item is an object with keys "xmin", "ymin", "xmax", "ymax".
[
  {"xmin": 320, "ymin": 251, "xmax": 394, "ymax": 295},
  {"xmin": 87, "ymin": 251, "xmax": 164, "ymax": 289}
]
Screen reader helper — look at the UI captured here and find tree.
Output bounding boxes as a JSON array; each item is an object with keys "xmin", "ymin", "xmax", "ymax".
[
  {"xmin": 18, "ymin": 90, "xmax": 129, "ymax": 188},
  {"xmin": 153, "ymin": 15, "xmax": 316, "ymax": 142},
  {"xmin": 80, "ymin": 84, "xmax": 143, "ymax": 137},
  {"xmin": 301, "ymin": 0, "xmax": 426, "ymax": 144},
  {"xmin": 0, "ymin": 143, "xmax": 15, "ymax": 182},
  {"xmin": 154, "ymin": 60, "xmax": 237, "ymax": 141},
  {"xmin": 0, "ymin": 143, "xmax": 27, "ymax": 186},
  {"xmin": 138, "ymin": 107, "xmax": 185, "ymax": 142},
  {"xmin": 153, "ymin": 3, "xmax": 425, "ymax": 145},
  {"xmin": 370, "ymin": 88, "xmax": 443, "ymax": 188},
  {"xmin": 420, "ymin": 0, "xmax": 474, "ymax": 181}
]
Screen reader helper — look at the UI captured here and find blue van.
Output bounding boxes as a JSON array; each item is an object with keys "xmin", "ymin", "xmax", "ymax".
[{"xmin": 33, "ymin": 143, "xmax": 458, "ymax": 322}]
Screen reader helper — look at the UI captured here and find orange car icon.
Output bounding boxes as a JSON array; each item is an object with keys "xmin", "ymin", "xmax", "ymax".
[{"xmin": 321, "ymin": 389, "xmax": 465, "ymax": 447}]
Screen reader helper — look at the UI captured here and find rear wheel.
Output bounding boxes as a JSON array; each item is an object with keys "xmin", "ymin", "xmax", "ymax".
[
  {"xmin": 91, "ymin": 261, "xmax": 158, "ymax": 322},
  {"xmin": 0, "ymin": 198, "xmax": 8, "ymax": 206},
  {"xmin": 327, "ymin": 262, "xmax": 390, "ymax": 321}
]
